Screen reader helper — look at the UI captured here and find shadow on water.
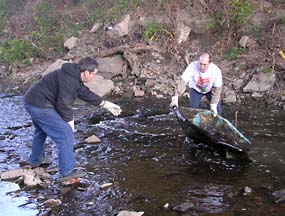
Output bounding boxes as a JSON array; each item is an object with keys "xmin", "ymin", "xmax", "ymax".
[{"xmin": 1, "ymin": 94, "xmax": 285, "ymax": 215}]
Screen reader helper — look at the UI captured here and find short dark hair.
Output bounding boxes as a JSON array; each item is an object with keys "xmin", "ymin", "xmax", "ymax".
[{"xmin": 78, "ymin": 57, "xmax": 98, "ymax": 73}]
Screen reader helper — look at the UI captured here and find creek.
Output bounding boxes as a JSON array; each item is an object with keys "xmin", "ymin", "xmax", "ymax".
[{"xmin": 0, "ymin": 93, "xmax": 284, "ymax": 216}]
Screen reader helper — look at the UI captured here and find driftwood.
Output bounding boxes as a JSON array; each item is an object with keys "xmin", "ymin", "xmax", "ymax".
[
  {"xmin": 123, "ymin": 51, "xmax": 140, "ymax": 77},
  {"xmin": 94, "ymin": 43, "xmax": 161, "ymax": 77},
  {"xmin": 95, "ymin": 43, "xmax": 161, "ymax": 58}
]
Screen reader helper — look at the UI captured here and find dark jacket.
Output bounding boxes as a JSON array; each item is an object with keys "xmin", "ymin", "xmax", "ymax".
[{"xmin": 24, "ymin": 63, "xmax": 103, "ymax": 122}]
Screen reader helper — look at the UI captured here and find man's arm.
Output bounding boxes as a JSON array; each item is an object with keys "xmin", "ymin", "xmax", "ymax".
[
  {"xmin": 176, "ymin": 79, "xmax": 187, "ymax": 96},
  {"xmin": 210, "ymin": 86, "xmax": 222, "ymax": 104}
]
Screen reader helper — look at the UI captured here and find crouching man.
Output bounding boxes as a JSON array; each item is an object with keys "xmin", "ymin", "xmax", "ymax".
[{"xmin": 170, "ymin": 53, "xmax": 223, "ymax": 116}]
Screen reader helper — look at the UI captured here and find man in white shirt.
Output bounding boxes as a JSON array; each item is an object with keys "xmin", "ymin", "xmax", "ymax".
[{"xmin": 170, "ymin": 53, "xmax": 223, "ymax": 116}]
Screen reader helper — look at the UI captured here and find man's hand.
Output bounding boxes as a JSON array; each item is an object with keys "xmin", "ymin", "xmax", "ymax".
[
  {"xmin": 102, "ymin": 101, "xmax": 122, "ymax": 116},
  {"xmin": 68, "ymin": 120, "xmax": 75, "ymax": 131},
  {"xmin": 170, "ymin": 95, "xmax": 178, "ymax": 108},
  {"xmin": 210, "ymin": 104, "xmax": 218, "ymax": 117}
]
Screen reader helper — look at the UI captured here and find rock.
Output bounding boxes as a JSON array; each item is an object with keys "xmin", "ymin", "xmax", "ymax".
[
  {"xmin": 100, "ymin": 182, "xmax": 113, "ymax": 189},
  {"xmin": 145, "ymin": 79, "xmax": 156, "ymax": 87},
  {"xmin": 97, "ymin": 55, "xmax": 126, "ymax": 79},
  {"xmin": 84, "ymin": 75, "xmax": 114, "ymax": 97},
  {"xmin": 85, "ymin": 135, "xmax": 101, "ymax": 144},
  {"xmin": 112, "ymin": 14, "xmax": 130, "ymax": 37},
  {"xmin": 117, "ymin": 210, "xmax": 144, "ymax": 216},
  {"xmin": 176, "ymin": 23, "xmax": 191, "ymax": 44},
  {"xmin": 87, "ymin": 201, "xmax": 94, "ymax": 206},
  {"xmin": 243, "ymin": 186, "xmax": 252, "ymax": 195},
  {"xmin": 272, "ymin": 189, "xmax": 285, "ymax": 199},
  {"xmin": 251, "ymin": 92, "xmax": 264, "ymax": 98},
  {"xmin": 42, "ymin": 59, "xmax": 68, "ymax": 76},
  {"xmin": 23, "ymin": 172, "xmax": 42, "ymax": 186},
  {"xmin": 233, "ymin": 78, "xmax": 244, "ymax": 90},
  {"xmin": 223, "ymin": 89, "xmax": 237, "ymax": 103},
  {"xmin": 44, "ymin": 199, "xmax": 62, "ymax": 208},
  {"xmin": 272, "ymin": 189, "xmax": 285, "ymax": 203},
  {"xmin": 239, "ymin": 36, "xmax": 249, "ymax": 48},
  {"xmin": 172, "ymin": 202, "xmax": 194, "ymax": 212},
  {"xmin": 134, "ymin": 89, "xmax": 145, "ymax": 97},
  {"xmin": 0, "ymin": 167, "xmax": 51, "ymax": 187},
  {"xmin": 64, "ymin": 36, "xmax": 79, "ymax": 50},
  {"xmin": 90, "ymin": 23, "xmax": 102, "ymax": 33},
  {"xmin": 243, "ymin": 72, "xmax": 275, "ymax": 93},
  {"xmin": 162, "ymin": 203, "xmax": 169, "ymax": 209}
]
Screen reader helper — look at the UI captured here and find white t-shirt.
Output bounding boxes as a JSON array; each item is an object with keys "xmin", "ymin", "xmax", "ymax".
[{"xmin": 181, "ymin": 61, "xmax": 222, "ymax": 93}]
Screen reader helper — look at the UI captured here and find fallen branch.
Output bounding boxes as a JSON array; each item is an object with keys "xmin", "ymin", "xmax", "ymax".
[{"xmin": 94, "ymin": 43, "xmax": 162, "ymax": 58}]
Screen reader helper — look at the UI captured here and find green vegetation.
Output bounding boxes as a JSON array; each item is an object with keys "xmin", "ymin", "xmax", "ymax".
[
  {"xmin": 83, "ymin": 0, "xmax": 141, "ymax": 27},
  {"xmin": 0, "ymin": 0, "xmax": 24, "ymax": 32},
  {"xmin": 206, "ymin": 15, "xmax": 223, "ymax": 30},
  {"xmin": 280, "ymin": 16, "xmax": 285, "ymax": 24},
  {"xmin": 0, "ymin": 39, "xmax": 36, "ymax": 64},
  {"xmin": 261, "ymin": 67, "xmax": 272, "ymax": 73},
  {"xmin": 224, "ymin": 47, "xmax": 246, "ymax": 59},
  {"xmin": 143, "ymin": 22, "xmax": 173, "ymax": 41},
  {"xmin": 252, "ymin": 25, "xmax": 262, "ymax": 39},
  {"xmin": 232, "ymin": 0, "xmax": 254, "ymax": 25},
  {"xmin": 31, "ymin": 1, "xmax": 65, "ymax": 57},
  {"xmin": 207, "ymin": 0, "xmax": 254, "ymax": 34}
]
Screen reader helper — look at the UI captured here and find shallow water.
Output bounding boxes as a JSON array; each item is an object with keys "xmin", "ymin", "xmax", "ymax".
[{"xmin": 0, "ymin": 94, "xmax": 285, "ymax": 215}]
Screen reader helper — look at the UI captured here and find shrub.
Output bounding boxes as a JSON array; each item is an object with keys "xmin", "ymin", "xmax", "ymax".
[
  {"xmin": 224, "ymin": 47, "xmax": 246, "ymax": 59},
  {"xmin": 0, "ymin": 39, "xmax": 37, "ymax": 64},
  {"xmin": 143, "ymin": 22, "xmax": 173, "ymax": 41},
  {"xmin": 232, "ymin": 0, "xmax": 254, "ymax": 25}
]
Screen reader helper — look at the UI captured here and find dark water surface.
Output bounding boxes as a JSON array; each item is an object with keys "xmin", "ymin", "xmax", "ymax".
[{"xmin": 0, "ymin": 94, "xmax": 285, "ymax": 216}]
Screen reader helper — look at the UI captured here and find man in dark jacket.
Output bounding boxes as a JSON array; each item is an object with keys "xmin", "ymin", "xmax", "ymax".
[{"xmin": 24, "ymin": 57, "xmax": 122, "ymax": 183}]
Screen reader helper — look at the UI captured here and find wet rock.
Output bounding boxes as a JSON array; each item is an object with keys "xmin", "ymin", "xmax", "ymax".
[
  {"xmin": 100, "ymin": 182, "xmax": 113, "ymax": 189},
  {"xmin": 87, "ymin": 201, "xmax": 94, "ymax": 206},
  {"xmin": 44, "ymin": 198, "xmax": 62, "ymax": 208},
  {"xmin": 162, "ymin": 202, "xmax": 169, "ymax": 209},
  {"xmin": 1, "ymin": 167, "xmax": 50, "ymax": 187},
  {"xmin": 243, "ymin": 186, "xmax": 253, "ymax": 195},
  {"xmin": 272, "ymin": 189, "xmax": 285, "ymax": 203},
  {"xmin": 172, "ymin": 202, "xmax": 194, "ymax": 213},
  {"xmin": 85, "ymin": 135, "xmax": 101, "ymax": 144},
  {"xmin": 117, "ymin": 210, "xmax": 144, "ymax": 216},
  {"xmin": 24, "ymin": 172, "xmax": 42, "ymax": 186}
]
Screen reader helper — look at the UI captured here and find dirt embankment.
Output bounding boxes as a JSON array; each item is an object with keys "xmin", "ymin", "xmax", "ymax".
[{"xmin": 0, "ymin": 0, "xmax": 285, "ymax": 109}]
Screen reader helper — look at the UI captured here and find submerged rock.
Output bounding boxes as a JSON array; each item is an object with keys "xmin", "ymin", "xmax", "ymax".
[
  {"xmin": 117, "ymin": 210, "xmax": 144, "ymax": 216},
  {"xmin": 172, "ymin": 202, "xmax": 194, "ymax": 212}
]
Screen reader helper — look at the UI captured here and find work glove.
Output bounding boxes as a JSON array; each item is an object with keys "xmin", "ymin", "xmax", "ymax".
[
  {"xmin": 102, "ymin": 101, "xmax": 122, "ymax": 116},
  {"xmin": 210, "ymin": 104, "xmax": 218, "ymax": 117},
  {"xmin": 170, "ymin": 95, "xmax": 179, "ymax": 108},
  {"xmin": 68, "ymin": 120, "xmax": 75, "ymax": 132}
]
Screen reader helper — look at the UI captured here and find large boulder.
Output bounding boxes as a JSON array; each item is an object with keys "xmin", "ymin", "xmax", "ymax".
[{"xmin": 84, "ymin": 75, "xmax": 114, "ymax": 97}]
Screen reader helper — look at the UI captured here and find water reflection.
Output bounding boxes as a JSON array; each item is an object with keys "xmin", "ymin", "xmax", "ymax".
[{"xmin": 0, "ymin": 181, "xmax": 38, "ymax": 216}]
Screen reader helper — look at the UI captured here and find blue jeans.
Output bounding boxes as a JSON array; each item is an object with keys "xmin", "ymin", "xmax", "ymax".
[
  {"xmin": 24, "ymin": 102, "xmax": 75, "ymax": 177},
  {"xmin": 189, "ymin": 88, "xmax": 222, "ymax": 114}
]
